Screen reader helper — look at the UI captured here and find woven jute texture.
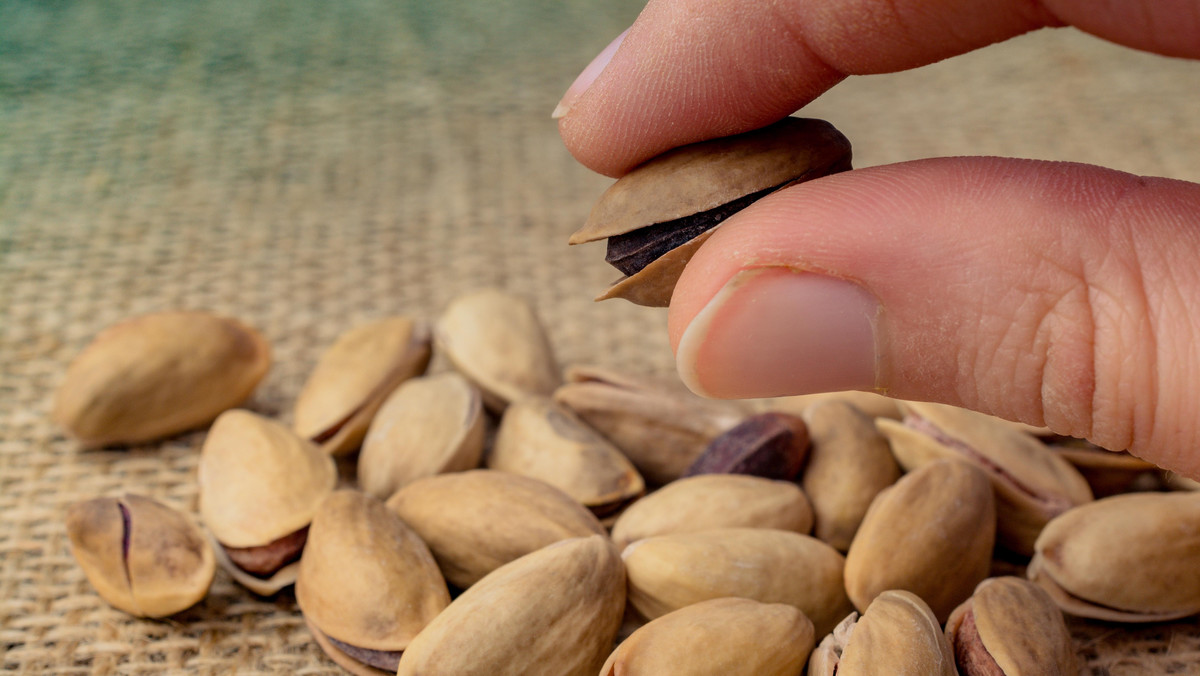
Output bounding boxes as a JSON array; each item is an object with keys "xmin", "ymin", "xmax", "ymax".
[{"xmin": 3, "ymin": 1, "xmax": 1200, "ymax": 674}]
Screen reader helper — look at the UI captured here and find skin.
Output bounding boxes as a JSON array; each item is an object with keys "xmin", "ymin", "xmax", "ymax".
[{"xmin": 556, "ymin": 0, "xmax": 1200, "ymax": 476}]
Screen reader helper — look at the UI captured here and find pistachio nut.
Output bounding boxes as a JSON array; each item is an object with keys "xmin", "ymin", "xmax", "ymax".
[
  {"xmin": 198, "ymin": 409, "xmax": 336, "ymax": 595},
  {"xmin": 800, "ymin": 400, "xmax": 901, "ymax": 551},
  {"xmin": 434, "ymin": 288, "xmax": 560, "ymax": 412},
  {"xmin": 358, "ymin": 372, "xmax": 485, "ymax": 500},
  {"xmin": 1166, "ymin": 472, "xmax": 1200, "ymax": 491},
  {"xmin": 622, "ymin": 527, "xmax": 852, "ymax": 638},
  {"xmin": 569, "ymin": 117, "xmax": 853, "ymax": 307},
  {"xmin": 878, "ymin": 401, "xmax": 1093, "ymax": 555},
  {"xmin": 297, "ymin": 490, "xmax": 450, "ymax": 675},
  {"xmin": 808, "ymin": 590, "xmax": 956, "ymax": 676},
  {"xmin": 487, "ymin": 396, "xmax": 644, "ymax": 520},
  {"xmin": 65, "ymin": 494, "xmax": 215, "ymax": 618},
  {"xmin": 945, "ymin": 576, "xmax": 1078, "ymax": 676},
  {"xmin": 609, "ymin": 474, "xmax": 813, "ymax": 551},
  {"xmin": 683, "ymin": 412, "xmax": 809, "ymax": 480},
  {"xmin": 293, "ymin": 316, "xmax": 432, "ymax": 456},
  {"xmin": 1049, "ymin": 442, "xmax": 1158, "ymax": 497},
  {"xmin": 385, "ymin": 469, "xmax": 605, "ymax": 588},
  {"xmin": 1028, "ymin": 491, "xmax": 1200, "ymax": 622},
  {"xmin": 53, "ymin": 311, "xmax": 270, "ymax": 448},
  {"xmin": 552, "ymin": 364, "xmax": 746, "ymax": 485},
  {"xmin": 844, "ymin": 460, "xmax": 995, "ymax": 623},
  {"xmin": 396, "ymin": 535, "xmax": 626, "ymax": 676},
  {"xmin": 600, "ymin": 597, "xmax": 815, "ymax": 676},
  {"xmin": 753, "ymin": 391, "xmax": 903, "ymax": 421}
]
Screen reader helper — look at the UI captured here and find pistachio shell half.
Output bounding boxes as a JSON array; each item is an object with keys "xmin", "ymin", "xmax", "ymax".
[
  {"xmin": 809, "ymin": 590, "xmax": 956, "ymax": 676},
  {"xmin": 293, "ymin": 316, "xmax": 432, "ymax": 456},
  {"xmin": 945, "ymin": 577, "xmax": 1079, "ymax": 676},
  {"xmin": 65, "ymin": 494, "xmax": 215, "ymax": 618},
  {"xmin": 385, "ymin": 469, "xmax": 605, "ymax": 588},
  {"xmin": 396, "ymin": 535, "xmax": 626, "ymax": 676},
  {"xmin": 600, "ymin": 597, "xmax": 815, "ymax": 676},
  {"xmin": 358, "ymin": 372, "xmax": 485, "ymax": 500},
  {"xmin": 53, "ymin": 311, "xmax": 270, "ymax": 447}
]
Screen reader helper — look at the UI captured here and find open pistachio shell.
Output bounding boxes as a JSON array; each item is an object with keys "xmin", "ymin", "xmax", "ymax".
[
  {"xmin": 385, "ymin": 469, "xmax": 606, "ymax": 588},
  {"xmin": 809, "ymin": 591, "xmax": 956, "ymax": 676},
  {"xmin": 622, "ymin": 527, "xmax": 852, "ymax": 638},
  {"xmin": 610, "ymin": 474, "xmax": 813, "ymax": 551},
  {"xmin": 358, "ymin": 372, "xmax": 485, "ymax": 500},
  {"xmin": 53, "ymin": 311, "xmax": 270, "ymax": 448},
  {"xmin": 844, "ymin": 460, "xmax": 995, "ymax": 623},
  {"xmin": 600, "ymin": 597, "xmax": 815, "ymax": 676},
  {"xmin": 435, "ymin": 288, "xmax": 560, "ymax": 412},
  {"xmin": 487, "ymin": 396, "xmax": 644, "ymax": 519},
  {"xmin": 297, "ymin": 490, "xmax": 450, "ymax": 673},
  {"xmin": 945, "ymin": 577, "xmax": 1078, "ymax": 676},
  {"xmin": 1028, "ymin": 491, "xmax": 1200, "ymax": 622},
  {"xmin": 65, "ymin": 494, "xmax": 215, "ymax": 618},
  {"xmin": 293, "ymin": 316, "xmax": 432, "ymax": 456},
  {"xmin": 753, "ymin": 391, "xmax": 904, "ymax": 421},
  {"xmin": 396, "ymin": 535, "xmax": 626, "ymax": 676},
  {"xmin": 1049, "ymin": 443, "xmax": 1158, "ymax": 497}
]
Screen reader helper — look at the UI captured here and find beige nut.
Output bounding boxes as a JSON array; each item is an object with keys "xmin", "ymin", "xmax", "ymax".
[
  {"xmin": 65, "ymin": 494, "xmax": 215, "ymax": 618},
  {"xmin": 396, "ymin": 535, "xmax": 626, "ymax": 676},
  {"xmin": 293, "ymin": 316, "xmax": 432, "ymax": 456},
  {"xmin": 358, "ymin": 372, "xmax": 485, "ymax": 500},
  {"xmin": 53, "ymin": 310, "xmax": 270, "ymax": 447},
  {"xmin": 809, "ymin": 590, "xmax": 956, "ymax": 676},
  {"xmin": 1049, "ymin": 443, "xmax": 1158, "ymax": 497},
  {"xmin": 385, "ymin": 469, "xmax": 606, "ymax": 589},
  {"xmin": 600, "ymin": 597, "xmax": 815, "ymax": 676},
  {"xmin": 752, "ymin": 391, "xmax": 904, "ymax": 421},
  {"xmin": 844, "ymin": 460, "xmax": 995, "ymax": 623},
  {"xmin": 945, "ymin": 577, "xmax": 1079, "ymax": 676}
]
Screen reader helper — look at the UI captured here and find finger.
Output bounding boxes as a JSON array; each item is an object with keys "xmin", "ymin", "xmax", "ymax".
[
  {"xmin": 667, "ymin": 157, "xmax": 1200, "ymax": 476},
  {"xmin": 556, "ymin": 0, "xmax": 1200, "ymax": 177}
]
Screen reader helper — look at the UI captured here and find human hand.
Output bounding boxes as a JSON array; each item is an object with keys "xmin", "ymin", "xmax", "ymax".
[{"xmin": 555, "ymin": 0, "xmax": 1200, "ymax": 477}]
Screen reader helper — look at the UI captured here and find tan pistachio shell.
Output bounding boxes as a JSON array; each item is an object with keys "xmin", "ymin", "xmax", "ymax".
[
  {"xmin": 385, "ymin": 469, "xmax": 606, "ymax": 588},
  {"xmin": 434, "ymin": 288, "xmax": 560, "ymax": 412},
  {"xmin": 594, "ymin": 229, "xmax": 715, "ymax": 307},
  {"xmin": 1050, "ymin": 444, "xmax": 1158, "ymax": 497},
  {"xmin": 293, "ymin": 317, "xmax": 432, "ymax": 455},
  {"xmin": 396, "ymin": 535, "xmax": 626, "ymax": 676},
  {"xmin": 609, "ymin": 474, "xmax": 813, "ymax": 551},
  {"xmin": 879, "ymin": 401, "xmax": 1093, "ymax": 555},
  {"xmin": 753, "ymin": 391, "xmax": 904, "ymax": 421},
  {"xmin": 487, "ymin": 396, "xmax": 644, "ymax": 518},
  {"xmin": 553, "ymin": 364, "xmax": 746, "ymax": 485},
  {"xmin": 1028, "ymin": 491, "xmax": 1200, "ymax": 622},
  {"xmin": 199, "ymin": 410, "xmax": 336, "ymax": 548},
  {"xmin": 800, "ymin": 400, "xmax": 901, "ymax": 551},
  {"xmin": 844, "ymin": 460, "xmax": 995, "ymax": 623},
  {"xmin": 1166, "ymin": 472, "xmax": 1200, "ymax": 491},
  {"xmin": 358, "ymin": 372, "xmax": 485, "ymax": 500},
  {"xmin": 65, "ymin": 494, "xmax": 215, "ymax": 618},
  {"xmin": 600, "ymin": 597, "xmax": 815, "ymax": 676},
  {"xmin": 945, "ymin": 577, "xmax": 1079, "ymax": 676},
  {"xmin": 53, "ymin": 311, "xmax": 270, "ymax": 448},
  {"xmin": 809, "ymin": 590, "xmax": 956, "ymax": 676},
  {"xmin": 622, "ymin": 527, "xmax": 852, "ymax": 638},
  {"xmin": 297, "ymin": 490, "xmax": 450, "ymax": 655}
]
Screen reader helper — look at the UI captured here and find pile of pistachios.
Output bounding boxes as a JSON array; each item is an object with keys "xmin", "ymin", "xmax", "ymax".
[{"xmin": 56, "ymin": 289, "xmax": 1200, "ymax": 675}]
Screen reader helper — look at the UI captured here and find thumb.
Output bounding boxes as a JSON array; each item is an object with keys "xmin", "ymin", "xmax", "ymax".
[{"xmin": 668, "ymin": 157, "xmax": 1200, "ymax": 477}]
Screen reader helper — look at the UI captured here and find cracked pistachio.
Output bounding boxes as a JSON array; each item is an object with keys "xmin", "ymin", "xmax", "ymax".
[
  {"xmin": 945, "ymin": 577, "xmax": 1078, "ymax": 676},
  {"xmin": 683, "ymin": 412, "xmax": 810, "ymax": 480},
  {"xmin": 808, "ymin": 590, "xmax": 956, "ymax": 676}
]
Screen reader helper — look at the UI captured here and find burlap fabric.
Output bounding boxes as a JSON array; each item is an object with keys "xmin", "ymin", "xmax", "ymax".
[{"xmin": 2, "ymin": 1, "xmax": 1199, "ymax": 673}]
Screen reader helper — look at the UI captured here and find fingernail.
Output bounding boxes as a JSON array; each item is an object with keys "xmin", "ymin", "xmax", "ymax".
[
  {"xmin": 676, "ymin": 268, "xmax": 879, "ymax": 398},
  {"xmin": 552, "ymin": 29, "xmax": 628, "ymax": 120}
]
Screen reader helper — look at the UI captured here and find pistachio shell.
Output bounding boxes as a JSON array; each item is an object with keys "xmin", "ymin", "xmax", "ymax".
[
  {"xmin": 810, "ymin": 590, "xmax": 956, "ymax": 676},
  {"xmin": 435, "ymin": 289, "xmax": 560, "ymax": 412},
  {"xmin": 53, "ymin": 311, "xmax": 270, "ymax": 447},
  {"xmin": 358, "ymin": 372, "xmax": 485, "ymax": 500},
  {"xmin": 595, "ymin": 228, "xmax": 715, "ymax": 307},
  {"xmin": 553, "ymin": 364, "xmax": 745, "ymax": 485},
  {"xmin": 600, "ymin": 597, "xmax": 815, "ymax": 676},
  {"xmin": 396, "ymin": 535, "xmax": 626, "ymax": 676},
  {"xmin": 1028, "ymin": 491, "xmax": 1200, "ymax": 621},
  {"xmin": 65, "ymin": 494, "xmax": 215, "ymax": 618},
  {"xmin": 800, "ymin": 400, "xmax": 901, "ymax": 551},
  {"xmin": 945, "ymin": 577, "xmax": 1078, "ymax": 676},
  {"xmin": 844, "ymin": 460, "xmax": 995, "ymax": 623},
  {"xmin": 385, "ymin": 469, "xmax": 606, "ymax": 588},
  {"xmin": 487, "ymin": 396, "xmax": 644, "ymax": 518},
  {"xmin": 1050, "ymin": 444, "xmax": 1158, "ymax": 497},
  {"xmin": 610, "ymin": 474, "xmax": 813, "ymax": 551},
  {"xmin": 204, "ymin": 529, "xmax": 303, "ymax": 596},
  {"xmin": 297, "ymin": 490, "xmax": 450, "ymax": 656},
  {"xmin": 755, "ymin": 391, "xmax": 904, "ymax": 421},
  {"xmin": 623, "ymin": 527, "xmax": 852, "ymax": 638},
  {"xmin": 293, "ymin": 317, "xmax": 432, "ymax": 455}
]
